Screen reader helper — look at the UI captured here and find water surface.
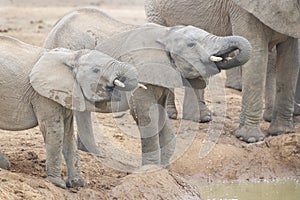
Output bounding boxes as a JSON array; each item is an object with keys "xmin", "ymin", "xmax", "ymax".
[{"xmin": 199, "ymin": 180, "xmax": 300, "ymax": 200}]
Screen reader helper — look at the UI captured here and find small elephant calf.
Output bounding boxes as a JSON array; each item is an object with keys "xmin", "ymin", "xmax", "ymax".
[{"xmin": 0, "ymin": 35, "xmax": 138, "ymax": 188}]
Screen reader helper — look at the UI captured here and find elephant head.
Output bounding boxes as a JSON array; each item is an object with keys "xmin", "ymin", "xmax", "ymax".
[
  {"xmin": 30, "ymin": 48, "xmax": 138, "ymax": 111},
  {"xmin": 157, "ymin": 25, "xmax": 252, "ymax": 88}
]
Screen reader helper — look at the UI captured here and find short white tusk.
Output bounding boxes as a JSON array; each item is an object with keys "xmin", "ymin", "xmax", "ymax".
[
  {"xmin": 210, "ymin": 56, "xmax": 223, "ymax": 62},
  {"xmin": 114, "ymin": 79, "xmax": 125, "ymax": 88},
  {"xmin": 138, "ymin": 83, "xmax": 147, "ymax": 90},
  {"xmin": 225, "ymin": 57, "xmax": 233, "ymax": 61}
]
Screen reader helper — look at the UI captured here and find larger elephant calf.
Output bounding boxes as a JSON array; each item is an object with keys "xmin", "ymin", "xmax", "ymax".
[{"xmin": 0, "ymin": 35, "xmax": 139, "ymax": 188}]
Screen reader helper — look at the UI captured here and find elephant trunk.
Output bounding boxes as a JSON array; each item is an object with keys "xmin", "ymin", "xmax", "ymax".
[
  {"xmin": 216, "ymin": 36, "xmax": 252, "ymax": 70},
  {"xmin": 109, "ymin": 61, "xmax": 139, "ymax": 91}
]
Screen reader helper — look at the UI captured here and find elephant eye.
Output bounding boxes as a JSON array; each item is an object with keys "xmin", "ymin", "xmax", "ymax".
[
  {"xmin": 93, "ymin": 68, "xmax": 100, "ymax": 73},
  {"xmin": 187, "ymin": 42, "xmax": 196, "ymax": 47}
]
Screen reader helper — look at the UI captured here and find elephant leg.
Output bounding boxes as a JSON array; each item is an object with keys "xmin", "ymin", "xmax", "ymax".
[
  {"xmin": 182, "ymin": 88, "xmax": 211, "ymax": 123},
  {"xmin": 75, "ymin": 111, "xmax": 100, "ymax": 154},
  {"xmin": 130, "ymin": 85, "xmax": 165, "ymax": 166},
  {"xmin": 159, "ymin": 111, "xmax": 176, "ymax": 168},
  {"xmin": 0, "ymin": 150, "xmax": 10, "ymax": 169},
  {"xmin": 231, "ymin": 10, "xmax": 269, "ymax": 143},
  {"xmin": 294, "ymin": 71, "xmax": 300, "ymax": 115},
  {"xmin": 268, "ymin": 37, "xmax": 299, "ymax": 136},
  {"xmin": 63, "ymin": 110, "xmax": 85, "ymax": 188},
  {"xmin": 166, "ymin": 89, "xmax": 178, "ymax": 119},
  {"xmin": 225, "ymin": 67, "xmax": 242, "ymax": 91},
  {"xmin": 33, "ymin": 96, "xmax": 66, "ymax": 188},
  {"xmin": 263, "ymin": 49, "xmax": 277, "ymax": 122},
  {"xmin": 157, "ymin": 90, "xmax": 176, "ymax": 168}
]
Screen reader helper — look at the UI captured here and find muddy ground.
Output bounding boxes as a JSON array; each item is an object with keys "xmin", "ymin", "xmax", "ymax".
[{"xmin": 0, "ymin": 0, "xmax": 299, "ymax": 199}]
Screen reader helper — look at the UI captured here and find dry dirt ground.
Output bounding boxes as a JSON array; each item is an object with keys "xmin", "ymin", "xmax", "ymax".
[{"xmin": 0, "ymin": 0, "xmax": 299, "ymax": 199}]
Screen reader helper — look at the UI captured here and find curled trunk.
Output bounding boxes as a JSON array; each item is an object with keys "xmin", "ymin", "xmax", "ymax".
[
  {"xmin": 215, "ymin": 36, "xmax": 252, "ymax": 70},
  {"xmin": 111, "ymin": 61, "xmax": 138, "ymax": 91}
]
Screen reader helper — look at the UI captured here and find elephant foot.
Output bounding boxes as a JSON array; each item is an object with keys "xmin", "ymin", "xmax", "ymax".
[
  {"xmin": 166, "ymin": 106, "xmax": 178, "ymax": 119},
  {"xmin": 268, "ymin": 119, "xmax": 295, "ymax": 136},
  {"xmin": 66, "ymin": 175, "xmax": 85, "ymax": 188},
  {"xmin": 294, "ymin": 103, "xmax": 300, "ymax": 116},
  {"xmin": 183, "ymin": 102, "xmax": 212, "ymax": 123},
  {"xmin": 234, "ymin": 125, "xmax": 265, "ymax": 143},
  {"xmin": 198, "ymin": 102, "xmax": 212, "ymax": 122},
  {"xmin": 263, "ymin": 109, "xmax": 272, "ymax": 122},
  {"xmin": 0, "ymin": 151, "xmax": 10, "ymax": 169},
  {"xmin": 46, "ymin": 176, "xmax": 66, "ymax": 189},
  {"xmin": 160, "ymin": 158, "xmax": 170, "ymax": 170}
]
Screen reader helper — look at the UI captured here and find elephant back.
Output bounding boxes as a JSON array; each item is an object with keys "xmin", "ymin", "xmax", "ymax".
[
  {"xmin": 44, "ymin": 7, "xmax": 135, "ymax": 50},
  {"xmin": 233, "ymin": 0, "xmax": 300, "ymax": 38}
]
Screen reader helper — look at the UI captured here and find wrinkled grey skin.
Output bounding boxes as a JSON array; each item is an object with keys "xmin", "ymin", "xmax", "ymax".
[
  {"xmin": 0, "ymin": 35, "xmax": 138, "ymax": 188},
  {"xmin": 145, "ymin": 0, "xmax": 300, "ymax": 143},
  {"xmin": 44, "ymin": 8, "xmax": 251, "ymax": 166},
  {"xmin": 264, "ymin": 42, "xmax": 300, "ymax": 121}
]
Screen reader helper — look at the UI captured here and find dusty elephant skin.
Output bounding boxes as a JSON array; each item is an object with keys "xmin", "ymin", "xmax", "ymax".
[
  {"xmin": 0, "ymin": 35, "xmax": 138, "ymax": 188},
  {"xmin": 264, "ymin": 43, "xmax": 300, "ymax": 121},
  {"xmin": 43, "ymin": 8, "xmax": 252, "ymax": 167},
  {"xmin": 144, "ymin": 0, "xmax": 300, "ymax": 143}
]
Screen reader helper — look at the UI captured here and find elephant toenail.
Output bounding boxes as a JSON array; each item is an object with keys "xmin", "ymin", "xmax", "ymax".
[
  {"xmin": 247, "ymin": 137, "xmax": 257, "ymax": 143},
  {"xmin": 239, "ymin": 137, "xmax": 244, "ymax": 141}
]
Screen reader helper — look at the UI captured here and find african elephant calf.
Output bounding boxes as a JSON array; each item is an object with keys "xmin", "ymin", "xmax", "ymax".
[
  {"xmin": 0, "ymin": 35, "xmax": 138, "ymax": 188},
  {"xmin": 44, "ymin": 8, "xmax": 252, "ymax": 167}
]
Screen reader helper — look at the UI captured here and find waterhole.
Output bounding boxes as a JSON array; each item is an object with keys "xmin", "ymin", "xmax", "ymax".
[{"xmin": 198, "ymin": 180, "xmax": 300, "ymax": 200}]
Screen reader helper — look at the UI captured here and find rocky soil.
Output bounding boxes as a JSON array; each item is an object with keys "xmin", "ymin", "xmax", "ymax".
[{"xmin": 0, "ymin": 0, "xmax": 299, "ymax": 199}]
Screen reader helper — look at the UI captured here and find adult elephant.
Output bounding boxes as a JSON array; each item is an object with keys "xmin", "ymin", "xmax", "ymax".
[{"xmin": 145, "ymin": 0, "xmax": 300, "ymax": 143}]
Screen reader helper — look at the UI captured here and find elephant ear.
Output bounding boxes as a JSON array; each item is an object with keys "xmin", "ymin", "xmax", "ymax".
[
  {"xmin": 232, "ymin": 0, "xmax": 300, "ymax": 38},
  {"xmin": 30, "ymin": 49, "xmax": 86, "ymax": 111}
]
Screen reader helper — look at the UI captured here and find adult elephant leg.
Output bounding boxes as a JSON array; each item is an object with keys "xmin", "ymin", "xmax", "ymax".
[
  {"xmin": 63, "ymin": 110, "xmax": 85, "ymax": 188},
  {"xmin": 294, "ymin": 40, "xmax": 300, "ymax": 115},
  {"xmin": 268, "ymin": 37, "xmax": 299, "ymax": 135},
  {"xmin": 232, "ymin": 10, "xmax": 269, "ymax": 143},
  {"xmin": 75, "ymin": 111, "xmax": 100, "ymax": 154},
  {"xmin": 263, "ymin": 49, "xmax": 277, "ymax": 122},
  {"xmin": 294, "ymin": 71, "xmax": 300, "ymax": 115},
  {"xmin": 225, "ymin": 67, "xmax": 242, "ymax": 91},
  {"xmin": 166, "ymin": 89, "xmax": 178, "ymax": 119},
  {"xmin": 130, "ymin": 86, "xmax": 162, "ymax": 166},
  {"xmin": 182, "ymin": 88, "xmax": 211, "ymax": 123}
]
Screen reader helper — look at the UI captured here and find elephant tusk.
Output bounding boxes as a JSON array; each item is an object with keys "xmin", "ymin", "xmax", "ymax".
[
  {"xmin": 210, "ymin": 56, "xmax": 223, "ymax": 62},
  {"xmin": 138, "ymin": 83, "xmax": 147, "ymax": 90},
  {"xmin": 114, "ymin": 79, "xmax": 125, "ymax": 88},
  {"xmin": 225, "ymin": 57, "xmax": 233, "ymax": 61}
]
